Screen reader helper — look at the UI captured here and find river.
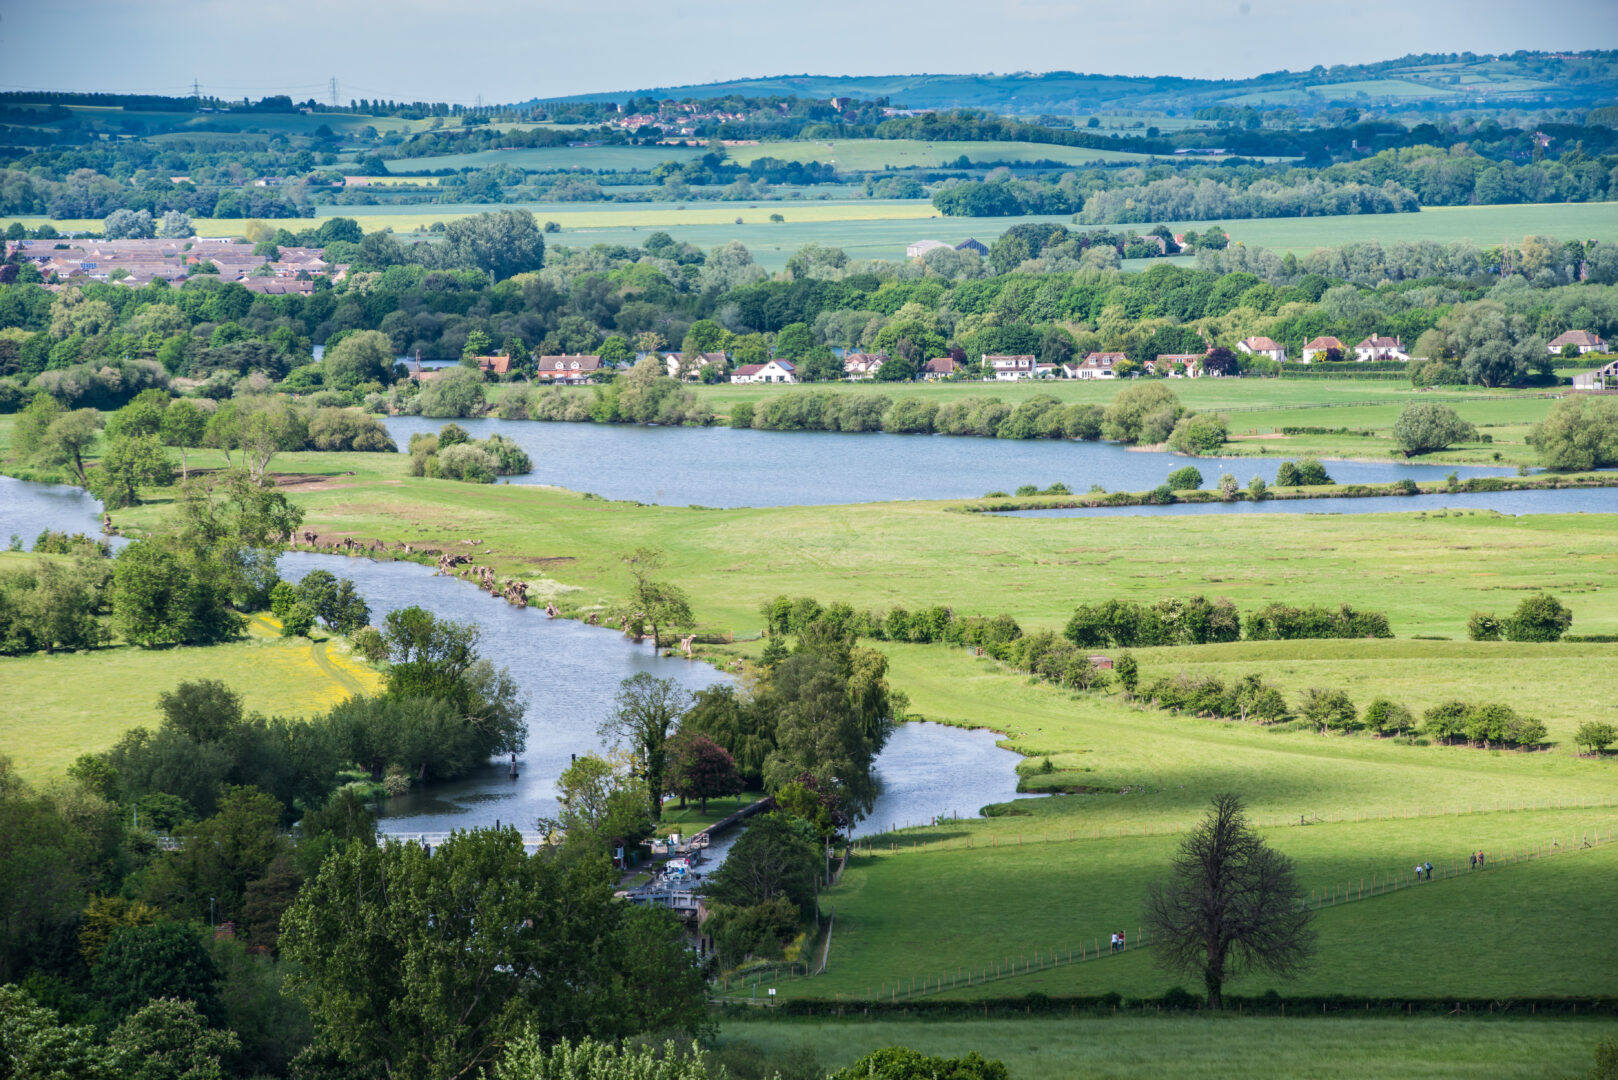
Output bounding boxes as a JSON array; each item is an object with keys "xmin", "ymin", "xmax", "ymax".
[
  {"xmin": 380, "ymin": 416, "xmax": 1518, "ymax": 508},
  {"xmin": 0, "ymin": 474, "xmax": 1035, "ymax": 847}
]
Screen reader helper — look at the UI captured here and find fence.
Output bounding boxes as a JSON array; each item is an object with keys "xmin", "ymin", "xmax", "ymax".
[
  {"xmin": 812, "ymin": 824, "xmax": 1616, "ymax": 1007},
  {"xmin": 845, "ymin": 794, "xmax": 1618, "ymax": 860}
]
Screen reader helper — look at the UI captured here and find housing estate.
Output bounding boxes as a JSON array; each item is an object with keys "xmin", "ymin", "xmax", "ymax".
[{"xmin": 5, "ymin": 236, "xmax": 345, "ymax": 290}]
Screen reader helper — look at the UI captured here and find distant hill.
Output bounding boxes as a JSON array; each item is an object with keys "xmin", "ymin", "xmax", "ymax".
[{"xmin": 526, "ymin": 52, "xmax": 1618, "ymax": 114}]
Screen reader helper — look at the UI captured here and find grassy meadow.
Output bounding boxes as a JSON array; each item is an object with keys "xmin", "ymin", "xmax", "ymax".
[
  {"xmin": 714, "ymin": 1015, "xmax": 1617, "ymax": 1080},
  {"xmin": 725, "ymin": 139, "xmax": 1157, "ymax": 169},
  {"xmin": 0, "ymin": 606, "xmax": 382, "ymax": 779}
]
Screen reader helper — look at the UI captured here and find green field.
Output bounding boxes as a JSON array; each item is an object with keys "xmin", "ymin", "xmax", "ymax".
[
  {"xmin": 715, "ymin": 1015, "xmax": 1617, "ymax": 1080},
  {"xmin": 1157, "ymin": 201, "xmax": 1618, "ymax": 251},
  {"xmin": 388, "ymin": 144, "xmax": 710, "ymax": 172},
  {"xmin": 0, "ymin": 609, "xmax": 382, "ymax": 779},
  {"xmin": 726, "ymin": 139, "xmax": 1157, "ymax": 169}
]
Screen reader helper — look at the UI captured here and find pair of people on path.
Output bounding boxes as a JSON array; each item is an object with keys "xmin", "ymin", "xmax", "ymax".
[
  {"xmin": 1469, "ymin": 849, "xmax": 1486, "ymax": 869},
  {"xmin": 1110, "ymin": 932, "xmax": 1126, "ymax": 953},
  {"xmin": 1414, "ymin": 860, "xmax": 1433, "ymax": 880}
]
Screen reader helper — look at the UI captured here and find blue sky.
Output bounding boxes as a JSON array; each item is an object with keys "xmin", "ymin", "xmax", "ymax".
[{"xmin": 5, "ymin": 0, "xmax": 1615, "ymax": 105}]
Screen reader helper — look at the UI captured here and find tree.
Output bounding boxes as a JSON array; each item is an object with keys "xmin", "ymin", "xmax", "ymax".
[
  {"xmin": 12, "ymin": 392, "xmax": 64, "ymax": 460},
  {"xmin": 1165, "ymin": 466, "xmax": 1203, "ymax": 490},
  {"xmin": 36, "ymin": 409, "xmax": 103, "ymax": 486},
  {"xmin": 323, "ymin": 330, "xmax": 394, "ymax": 389},
  {"xmin": 1502, "ymin": 593, "xmax": 1573, "ymax": 642},
  {"xmin": 600, "ymin": 673, "xmax": 691, "ymax": 824},
  {"xmin": 829, "ymin": 1047, "xmax": 1009, "ymax": 1080},
  {"xmin": 665, "ymin": 732, "xmax": 742, "ymax": 813},
  {"xmin": 1144, "ymin": 793, "xmax": 1314, "ymax": 1008},
  {"xmin": 1362, "ymin": 697, "xmax": 1414, "ymax": 738},
  {"xmin": 1574, "ymin": 721, "xmax": 1616, "ymax": 756},
  {"xmin": 461, "ymin": 329, "xmax": 495, "ymax": 361},
  {"xmin": 441, "ymin": 209, "xmax": 545, "ymax": 280},
  {"xmin": 0, "ymin": 983, "xmax": 110, "ymax": 1079},
  {"xmin": 1433, "ymin": 300, "xmax": 1546, "ymax": 388},
  {"xmin": 91, "ymin": 434, "xmax": 174, "ymax": 509},
  {"xmin": 112, "ymin": 540, "xmax": 243, "ymax": 647},
  {"xmin": 1101, "ymin": 382, "xmax": 1183, "ymax": 443},
  {"xmin": 1167, "ymin": 413, "xmax": 1228, "ymax": 455},
  {"xmin": 93, "ymin": 921, "xmax": 223, "ymax": 1024},
  {"xmin": 1467, "ymin": 611, "xmax": 1501, "ymax": 641},
  {"xmin": 1392, "ymin": 402, "xmax": 1477, "ymax": 457},
  {"xmin": 235, "ymin": 399, "xmax": 306, "ymax": 482},
  {"xmin": 159, "ymin": 400, "xmax": 208, "ymax": 481},
  {"xmin": 1527, "ymin": 396, "xmax": 1618, "ymax": 470},
  {"xmin": 620, "ymin": 547, "xmax": 692, "ymax": 649},
  {"xmin": 281, "ymin": 829, "xmax": 705, "ymax": 1080},
  {"xmin": 158, "ymin": 679, "xmax": 243, "ymax": 743},
  {"xmin": 1297, "ymin": 687, "xmax": 1357, "ymax": 734},
  {"xmin": 703, "ymin": 813, "xmax": 818, "ymax": 914},
  {"xmin": 105, "ymin": 997, "xmax": 239, "ymax": 1080},
  {"xmin": 104, "ymin": 208, "xmax": 156, "ymax": 239},
  {"xmin": 156, "ymin": 210, "xmax": 194, "ymax": 239},
  {"xmin": 552, "ymin": 752, "xmax": 651, "ymax": 852},
  {"xmin": 493, "ymin": 1037, "xmax": 720, "ymax": 1080},
  {"xmin": 1114, "ymin": 652, "xmax": 1139, "ymax": 697}
]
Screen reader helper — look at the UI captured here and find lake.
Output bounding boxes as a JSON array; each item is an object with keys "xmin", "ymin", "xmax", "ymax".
[{"xmin": 380, "ymin": 416, "xmax": 1517, "ymax": 509}]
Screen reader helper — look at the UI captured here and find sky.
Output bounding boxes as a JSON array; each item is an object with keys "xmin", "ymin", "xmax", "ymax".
[{"xmin": 4, "ymin": 0, "xmax": 1616, "ymax": 105}]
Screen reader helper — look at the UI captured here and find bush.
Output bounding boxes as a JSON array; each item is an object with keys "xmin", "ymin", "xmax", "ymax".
[
  {"xmin": 1297, "ymin": 687, "xmax": 1357, "ymax": 734},
  {"xmin": 1166, "ymin": 412, "xmax": 1228, "ymax": 455},
  {"xmin": 281, "ymin": 602, "xmax": 315, "ymax": 638},
  {"xmin": 1392, "ymin": 402, "xmax": 1477, "ymax": 456},
  {"xmin": 1466, "ymin": 611, "xmax": 1501, "ymax": 641},
  {"xmin": 1247, "ymin": 475, "xmax": 1268, "ymax": 500},
  {"xmin": 1421, "ymin": 700, "xmax": 1471, "ymax": 742},
  {"xmin": 434, "ymin": 443, "xmax": 500, "ymax": 483},
  {"xmin": 1502, "ymin": 593, "xmax": 1573, "ymax": 642},
  {"xmin": 1574, "ymin": 721, "xmax": 1617, "ymax": 756},
  {"xmin": 1165, "ymin": 466, "xmax": 1204, "ymax": 490},
  {"xmin": 1245, "ymin": 603, "xmax": 1391, "ymax": 640},
  {"xmin": 1362, "ymin": 697, "xmax": 1414, "ymax": 737},
  {"xmin": 829, "ymin": 1047, "xmax": 1009, "ymax": 1080}
]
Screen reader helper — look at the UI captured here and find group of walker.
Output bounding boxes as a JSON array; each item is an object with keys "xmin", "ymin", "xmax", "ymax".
[
  {"xmin": 1109, "ymin": 931, "xmax": 1128, "ymax": 953},
  {"xmin": 1414, "ymin": 850, "xmax": 1488, "ymax": 881}
]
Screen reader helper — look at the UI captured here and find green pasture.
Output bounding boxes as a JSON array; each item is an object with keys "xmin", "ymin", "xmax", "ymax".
[
  {"xmin": 763, "ymin": 821, "xmax": 1617, "ymax": 1001},
  {"xmin": 0, "ymin": 610, "xmax": 382, "ymax": 779},
  {"xmin": 725, "ymin": 139, "xmax": 1157, "ymax": 170},
  {"xmin": 716, "ymin": 1015, "xmax": 1617, "ymax": 1080},
  {"xmin": 388, "ymin": 144, "xmax": 710, "ymax": 172},
  {"xmin": 1156, "ymin": 201, "xmax": 1618, "ymax": 251}
]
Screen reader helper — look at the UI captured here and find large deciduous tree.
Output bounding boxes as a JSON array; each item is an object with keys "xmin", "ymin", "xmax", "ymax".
[
  {"xmin": 600, "ymin": 673, "xmax": 691, "ymax": 824},
  {"xmin": 1527, "ymin": 396, "xmax": 1618, "ymax": 470},
  {"xmin": 620, "ymin": 547, "xmax": 692, "ymax": 649},
  {"xmin": 1392, "ymin": 402, "xmax": 1477, "ymax": 457},
  {"xmin": 665, "ymin": 731, "xmax": 743, "ymax": 814},
  {"xmin": 1143, "ymin": 793, "xmax": 1314, "ymax": 1008}
]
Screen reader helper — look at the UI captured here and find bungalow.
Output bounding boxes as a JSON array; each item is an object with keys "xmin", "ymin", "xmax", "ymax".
[
  {"xmin": 1236, "ymin": 336, "xmax": 1286, "ymax": 363},
  {"xmin": 1355, "ymin": 334, "xmax": 1408, "ymax": 362},
  {"xmin": 731, "ymin": 359, "xmax": 797, "ymax": 384},
  {"xmin": 955, "ymin": 238, "xmax": 989, "ymax": 256},
  {"xmin": 1547, "ymin": 330, "xmax": 1606, "ymax": 355},
  {"xmin": 472, "ymin": 354, "xmax": 513, "ymax": 376},
  {"xmin": 664, "ymin": 351, "xmax": 726, "ymax": 379},
  {"xmin": 1571, "ymin": 358, "xmax": 1618, "ymax": 390},
  {"xmin": 536, "ymin": 354, "xmax": 602, "ymax": 384},
  {"xmin": 1301, "ymin": 336, "xmax": 1345, "ymax": 364},
  {"xmin": 1035, "ymin": 362, "xmax": 1060, "ymax": 378},
  {"xmin": 983, "ymin": 354, "xmax": 1037, "ymax": 380},
  {"xmin": 1070, "ymin": 352, "xmax": 1125, "ymax": 379},
  {"xmin": 843, "ymin": 352, "xmax": 887, "ymax": 380},
  {"xmin": 920, "ymin": 357, "xmax": 960, "ymax": 380},
  {"xmin": 906, "ymin": 239, "xmax": 951, "ymax": 259}
]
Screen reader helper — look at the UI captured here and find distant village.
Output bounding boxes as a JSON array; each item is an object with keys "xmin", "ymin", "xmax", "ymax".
[{"xmin": 3, "ymin": 236, "xmax": 347, "ymax": 292}]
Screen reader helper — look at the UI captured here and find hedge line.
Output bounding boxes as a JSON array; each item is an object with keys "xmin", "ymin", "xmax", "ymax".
[{"xmin": 746, "ymin": 993, "xmax": 1618, "ymax": 1019}]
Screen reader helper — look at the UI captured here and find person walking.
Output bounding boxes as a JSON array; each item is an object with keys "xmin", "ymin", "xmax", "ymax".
[
  {"xmin": 1414, "ymin": 863, "xmax": 1424, "ymax": 881},
  {"xmin": 1109, "ymin": 932, "xmax": 1119, "ymax": 953},
  {"xmin": 1478, "ymin": 850, "xmax": 1486, "ymax": 869},
  {"xmin": 1469, "ymin": 852, "xmax": 1477, "ymax": 871},
  {"xmin": 1424, "ymin": 861, "xmax": 1433, "ymax": 880},
  {"xmin": 1119, "ymin": 931, "xmax": 1127, "ymax": 952}
]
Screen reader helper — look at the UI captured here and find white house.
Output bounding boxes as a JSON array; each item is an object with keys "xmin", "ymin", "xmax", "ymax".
[
  {"xmin": 1355, "ymin": 334, "xmax": 1408, "ymax": 362},
  {"xmin": 1154, "ymin": 353, "xmax": 1206, "ymax": 377},
  {"xmin": 906, "ymin": 239, "xmax": 951, "ymax": 259},
  {"xmin": 730, "ymin": 359, "xmax": 797, "ymax": 384},
  {"xmin": 1236, "ymin": 336, "xmax": 1286, "ymax": 363},
  {"xmin": 983, "ymin": 354, "xmax": 1037, "ymax": 380},
  {"xmin": 1069, "ymin": 352, "xmax": 1124, "ymax": 379},
  {"xmin": 843, "ymin": 352, "xmax": 886, "ymax": 380},
  {"xmin": 1548, "ymin": 330, "xmax": 1606, "ymax": 355},
  {"xmin": 664, "ymin": 351, "xmax": 726, "ymax": 380},
  {"xmin": 1300, "ymin": 336, "xmax": 1345, "ymax": 364}
]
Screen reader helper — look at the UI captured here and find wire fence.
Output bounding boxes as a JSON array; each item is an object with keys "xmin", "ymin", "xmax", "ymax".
[
  {"xmin": 845, "ymin": 795, "xmax": 1618, "ymax": 860},
  {"xmin": 809, "ymin": 824, "xmax": 1617, "ymax": 1006}
]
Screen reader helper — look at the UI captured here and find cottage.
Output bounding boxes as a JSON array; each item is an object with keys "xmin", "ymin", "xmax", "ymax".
[
  {"xmin": 983, "ymin": 354, "xmax": 1037, "ymax": 380},
  {"xmin": 906, "ymin": 239, "xmax": 951, "ymax": 259},
  {"xmin": 842, "ymin": 353, "xmax": 888, "ymax": 380},
  {"xmin": 955, "ymin": 238, "xmax": 989, "ymax": 256},
  {"xmin": 1155, "ymin": 353, "xmax": 1207, "ymax": 377},
  {"xmin": 472, "ymin": 354, "xmax": 513, "ymax": 376},
  {"xmin": 1300, "ymin": 336, "xmax": 1345, "ymax": 364},
  {"xmin": 730, "ymin": 359, "xmax": 797, "ymax": 384},
  {"xmin": 536, "ymin": 354, "xmax": 602, "ymax": 384},
  {"xmin": 1355, "ymin": 334, "xmax": 1408, "ymax": 362},
  {"xmin": 1548, "ymin": 330, "xmax": 1606, "ymax": 355},
  {"xmin": 1070, "ymin": 352, "xmax": 1125, "ymax": 379},
  {"xmin": 920, "ymin": 357, "xmax": 960, "ymax": 380},
  {"xmin": 1235, "ymin": 336, "xmax": 1286, "ymax": 363}
]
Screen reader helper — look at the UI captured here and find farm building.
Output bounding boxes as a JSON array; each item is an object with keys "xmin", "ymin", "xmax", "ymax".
[
  {"xmin": 906, "ymin": 240, "xmax": 951, "ymax": 258},
  {"xmin": 955, "ymin": 238, "xmax": 989, "ymax": 256},
  {"xmin": 1572, "ymin": 359, "xmax": 1618, "ymax": 390}
]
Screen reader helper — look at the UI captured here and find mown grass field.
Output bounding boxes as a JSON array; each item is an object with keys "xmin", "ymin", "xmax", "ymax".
[
  {"xmin": 0, "ymin": 608, "xmax": 382, "ymax": 779},
  {"xmin": 726, "ymin": 139, "xmax": 1156, "ymax": 169},
  {"xmin": 716, "ymin": 1015, "xmax": 1617, "ymax": 1080},
  {"xmin": 387, "ymin": 144, "xmax": 710, "ymax": 172}
]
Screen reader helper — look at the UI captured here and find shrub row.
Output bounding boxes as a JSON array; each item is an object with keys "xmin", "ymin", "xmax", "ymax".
[{"xmin": 1064, "ymin": 596, "xmax": 1391, "ymax": 648}]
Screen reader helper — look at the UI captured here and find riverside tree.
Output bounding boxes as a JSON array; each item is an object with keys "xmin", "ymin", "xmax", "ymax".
[
  {"xmin": 1144, "ymin": 793, "xmax": 1315, "ymax": 1009},
  {"xmin": 620, "ymin": 546, "xmax": 693, "ymax": 648},
  {"xmin": 599, "ymin": 673, "xmax": 691, "ymax": 824},
  {"xmin": 1392, "ymin": 401, "xmax": 1477, "ymax": 456}
]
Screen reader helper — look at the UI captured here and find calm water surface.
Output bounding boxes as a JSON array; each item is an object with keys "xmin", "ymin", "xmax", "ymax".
[{"xmin": 380, "ymin": 417, "xmax": 1517, "ymax": 508}]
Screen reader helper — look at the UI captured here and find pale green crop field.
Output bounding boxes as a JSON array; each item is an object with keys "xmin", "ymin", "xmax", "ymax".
[
  {"xmin": 388, "ymin": 144, "xmax": 710, "ymax": 172},
  {"xmin": 726, "ymin": 139, "xmax": 1158, "ymax": 169}
]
